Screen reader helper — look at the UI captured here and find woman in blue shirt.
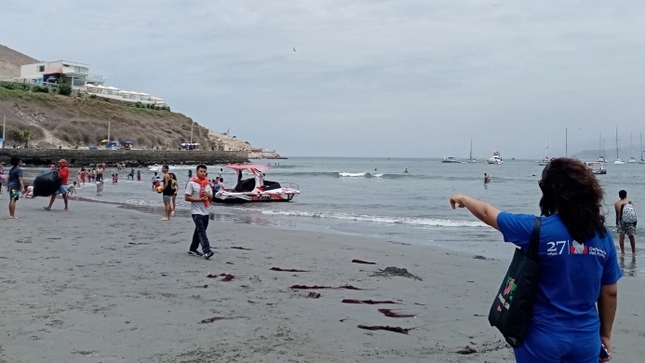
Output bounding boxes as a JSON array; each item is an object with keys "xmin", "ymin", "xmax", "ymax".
[{"xmin": 450, "ymin": 158, "xmax": 620, "ymax": 363}]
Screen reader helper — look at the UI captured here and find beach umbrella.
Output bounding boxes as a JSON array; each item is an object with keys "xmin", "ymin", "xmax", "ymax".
[{"xmin": 100, "ymin": 139, "xmax": 108, "ymax": 144}]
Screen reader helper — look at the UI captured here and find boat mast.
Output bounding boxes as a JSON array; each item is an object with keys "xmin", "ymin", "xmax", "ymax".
[
  {"xmin": 469, "ymin": 135, "xmax": 473, "ymax": 160},
  {"xmin": 565, "ymin": 128, "xmax": 568, "ymax": 157},
  {"xmin": 544, "ymin": 138, "xmax": 548, "ymax": 159},
  {"xmin": 641, "ymin": 133, "xmax": 644, "ymax": 160},
  {"xmin": 630, "ymin": 131, "xmax": 634, "ymax": 159},
  {"xmin": 616, "ymin": 127, "xmax": 620, "ymax": 159}
]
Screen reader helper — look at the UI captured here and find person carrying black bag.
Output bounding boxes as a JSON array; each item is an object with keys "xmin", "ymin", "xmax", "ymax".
[{"xmin": 449, "ymin": 158, "xmax": 621, "ymax": 363}]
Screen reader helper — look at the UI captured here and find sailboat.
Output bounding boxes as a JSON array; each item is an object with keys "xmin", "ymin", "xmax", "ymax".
[
  {"xmin": 628, "ymin": 131, "xmax": 638, "ymax": 163},
  {"xmin": 596, "ymin": 134, "xmax": 606, "ymax": 163},
  {"xmin": 639, "ymin": 133, "xmax": 645, "ymax": 164},
  {"xmin": 614, "ymin": 127, "xmax": 624, "ymax": 165},
  {"xmin": 467, "ymin": 136, "xmax": 478, "ymax": 163},
  {"xmin": 538, "ymin": 138, "xmax": 550, "ymax": 166}
]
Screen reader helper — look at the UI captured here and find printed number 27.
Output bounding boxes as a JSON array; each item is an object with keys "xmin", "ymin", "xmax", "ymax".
[{"xmin": 546, "ymin": 241, "xmax": 567, "ymax": 255}]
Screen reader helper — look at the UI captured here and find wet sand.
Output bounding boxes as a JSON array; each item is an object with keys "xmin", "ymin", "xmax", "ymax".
[{"xmin": 0, "ymin": 198, "xmax": 643, "ymax": 362}]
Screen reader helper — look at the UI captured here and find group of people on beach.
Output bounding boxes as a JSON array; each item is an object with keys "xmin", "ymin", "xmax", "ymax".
[{"xmin": 0, "ymin": 155, "xmax": 638, "ymax": 361}]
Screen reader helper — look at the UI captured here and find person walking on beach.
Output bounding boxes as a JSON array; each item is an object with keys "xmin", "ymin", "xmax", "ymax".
[
  {"xmin": 128, "ymin": 168, "xmax": 135, "ymax": 180},
  {"xmin": 615, "ymin": 190, "xmax": 637, "ymax": 255},
  {"xmin": 160, "ymin": 165, "xmax": 173, "ymax": 221},
  {"xmin": 7, "ymin": 157, "xmax": 25, "ymax": 219},
  {"xmin": 449, "ymin": 158, "xmax": 620, "ymax": 362},
  {"xmin": 185, "ymin": 164, "xmax": 214, "ymax": 259},
  {"xmin": 44, "ymin": 159, "xmax": 70, "ymax": 211}
]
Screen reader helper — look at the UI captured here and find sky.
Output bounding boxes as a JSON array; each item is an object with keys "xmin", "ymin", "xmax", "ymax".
[{"xmin": 2, "ymin": 0, "xmax": 645, "ymax": 158}]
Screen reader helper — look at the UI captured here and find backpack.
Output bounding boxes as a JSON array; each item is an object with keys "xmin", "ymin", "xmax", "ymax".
[{"xmin": 621, "ymin": 203, "xmax": 637, "ymax": 224}]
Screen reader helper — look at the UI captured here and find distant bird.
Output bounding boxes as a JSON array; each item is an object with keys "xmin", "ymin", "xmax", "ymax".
[{"xmin": 292, "ymin": 47, "xmax": 296, "ymax": 52}]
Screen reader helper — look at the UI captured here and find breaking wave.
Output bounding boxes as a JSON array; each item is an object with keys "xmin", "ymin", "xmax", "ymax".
[{"xmin": 229, "ymin": 207, "xmax": 487, "ymax": 228}]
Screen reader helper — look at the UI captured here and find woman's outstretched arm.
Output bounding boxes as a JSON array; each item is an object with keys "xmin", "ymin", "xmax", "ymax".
[{"xmin": 450, "ymin": 193, "xmax": 501, "ymax": 231}]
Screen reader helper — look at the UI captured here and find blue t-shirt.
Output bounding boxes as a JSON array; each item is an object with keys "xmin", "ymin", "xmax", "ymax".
[
  {"xmin": 8, "ymin": 166, "xmax": 22, "ymax": 190},
  {"xmin": 497, "ymin": 212, "xmax": 622, "ymax": 332}
]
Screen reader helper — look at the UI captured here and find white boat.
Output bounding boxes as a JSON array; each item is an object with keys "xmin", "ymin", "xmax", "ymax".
[
  {"xmin": 596, "ymin": 134, "xmax": 607, "ymax": 163},
  {"xmin": 467, "ymin": 136, "xmax": 478, "ymax": 163},
  {"xmin": 213, "ymin": 164, "xmax": 300, "ymax": 203},
  {"xmin": 487, "ymin": 151, "xmax": 504, "ymax": 165},
  {"xmin": 441, "ymin": 156, "xmax": 460, "ymax": 163},
  {"xmin": 614, "ymin": 127, "xmax": 624, "ymax": 165},
  {"xmin": 148, "ymin": 164, "xmax": 161, "ymax": 172},
  {"xmin": 538, "ymin": 138, "xmax": 550, "ymax": 166}
]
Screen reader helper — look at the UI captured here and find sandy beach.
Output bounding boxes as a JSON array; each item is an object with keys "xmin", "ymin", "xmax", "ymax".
[{"xmin": 1, "ymin": 198, "xmax": 643, "ymax": 362}]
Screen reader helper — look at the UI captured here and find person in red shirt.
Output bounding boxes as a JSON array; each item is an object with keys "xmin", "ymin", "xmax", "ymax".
[{"xmin": 44, "ymin": 158, "xmax": 70, "ymax": 211}]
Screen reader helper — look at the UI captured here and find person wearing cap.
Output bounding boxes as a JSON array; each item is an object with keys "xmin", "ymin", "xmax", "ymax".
[{"xmin": 43, "ymin": 159, "xmax": 70, "ymax": 211}]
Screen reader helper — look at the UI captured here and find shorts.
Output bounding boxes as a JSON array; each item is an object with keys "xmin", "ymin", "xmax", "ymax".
[
  {"xmin": 57, "ymin": 185, "xmax": 68, "ymax": 195},
  {"xmin": 10, "ymin": 188, "xmax": 20, "ymax": 201},
  {"xmin": 163, "ymin": 195, "xmax": 172, "ymax": 202},
  {"xmin": 617, "ymin": 222, "xmax": 636, "ymax": 236}
]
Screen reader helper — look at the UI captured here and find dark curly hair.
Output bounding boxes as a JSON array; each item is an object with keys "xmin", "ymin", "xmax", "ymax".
[{"xmin": 539, "ymin": 158, "xmax": 606, "ymax": 242}]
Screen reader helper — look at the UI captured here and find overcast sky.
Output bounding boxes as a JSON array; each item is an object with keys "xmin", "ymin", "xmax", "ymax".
[{"xmin": 2, "ymin": 1, "xmax": 645, "ymax": 158}]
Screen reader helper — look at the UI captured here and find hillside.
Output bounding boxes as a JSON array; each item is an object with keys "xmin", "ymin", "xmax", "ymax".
[
  {"xmin": 0, "ymin": 44, "xmax": 39, "ymax": 78},
  {"xmin": 0, "ymin": 44, "xmax": 281, "ymax": 158},
  {"xmin": 0, "ymin": 87, "xmax": 280, "ymax": 158}
]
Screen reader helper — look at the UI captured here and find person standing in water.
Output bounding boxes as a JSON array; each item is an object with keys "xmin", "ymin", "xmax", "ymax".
[
  {"xmin": 160, "ymin": 165, "xmax": 173, "ymax": 221},
  {"xmin": 483, "ymin": 173, "xmax": 491, "ymax": 184}
]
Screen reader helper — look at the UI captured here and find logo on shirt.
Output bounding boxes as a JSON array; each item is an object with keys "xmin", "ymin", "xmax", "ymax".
[{"xmin": 570, "ymin": 241, "xmax": 589, "ymax": 255}]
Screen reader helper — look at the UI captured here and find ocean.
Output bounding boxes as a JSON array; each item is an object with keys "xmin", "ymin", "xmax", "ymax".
[{"xmin": 23, "ymin": 156, "xmax": 644, "ymax": 277}]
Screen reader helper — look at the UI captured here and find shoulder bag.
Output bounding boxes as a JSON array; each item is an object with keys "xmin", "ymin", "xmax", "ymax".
[{"xmin": 488, "ymin": 217, "xmax": 541, "ymax": 348}]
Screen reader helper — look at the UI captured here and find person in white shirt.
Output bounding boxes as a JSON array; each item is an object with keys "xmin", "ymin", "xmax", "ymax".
[{"xmin": 185, "ymin": 164, "xmax": 214, "ymax": 259}]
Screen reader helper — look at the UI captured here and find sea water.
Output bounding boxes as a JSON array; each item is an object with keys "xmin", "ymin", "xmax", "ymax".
[{"xmin": 23, "ymin": 157, "xmax": 644, "ymax": 277}]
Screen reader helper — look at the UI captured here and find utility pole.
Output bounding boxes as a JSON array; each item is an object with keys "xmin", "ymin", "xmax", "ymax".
[{"xmin": 190, "ymin": 123, "xmax": 194, "ymax": 144}]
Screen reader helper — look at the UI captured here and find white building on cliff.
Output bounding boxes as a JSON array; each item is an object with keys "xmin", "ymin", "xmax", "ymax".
[{"xmin": 19, "ymin": 59, "xmax": 166, "ymax": 106}]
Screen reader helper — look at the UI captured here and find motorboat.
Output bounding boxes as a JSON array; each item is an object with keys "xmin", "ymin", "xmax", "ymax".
[
  {"xmin": 441, "ymin": 156, "xmax": 460, "ymax": 163},
  {"xmin": 148, "ymin": 164, "xmax": 161, "ymax": 172},
  {"xmin": 213, "ymin": 164, "xmax": 300, "ymax": 203},
  {"xmin": 628, "ymin": 157, "xmax": 638, "ymax": 164},
  {"xmin": 487, "ymin": 151, "xmax": 504, "ymax": 165},
  {"xmin": 585, "ymin": 161, "xmax": 607, "ymax": 175}
]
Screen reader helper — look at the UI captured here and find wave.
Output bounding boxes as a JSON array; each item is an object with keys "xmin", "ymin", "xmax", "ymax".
[{"xmin": 228, "ymin": 207, "xmax": 487, "ymax": 228}]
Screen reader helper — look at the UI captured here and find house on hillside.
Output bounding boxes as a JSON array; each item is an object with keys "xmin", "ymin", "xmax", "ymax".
[
  {"xmin": 19, "ymin": 59, "xmax": 166, "ymax": 107},
  {"xmin": 20, "ymin": 60, "xmax": 104, "ymax": 87}
]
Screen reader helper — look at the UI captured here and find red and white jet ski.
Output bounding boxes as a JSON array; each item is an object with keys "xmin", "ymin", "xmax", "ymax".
[{"xmin": 213, "ymin": 164, "xmax": 300, "ymax": 203}]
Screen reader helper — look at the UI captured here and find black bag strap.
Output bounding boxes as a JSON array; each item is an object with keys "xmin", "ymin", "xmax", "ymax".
[{"xmin": 527, "ymin": 217, "xmax": 542, "ymax": 260}]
